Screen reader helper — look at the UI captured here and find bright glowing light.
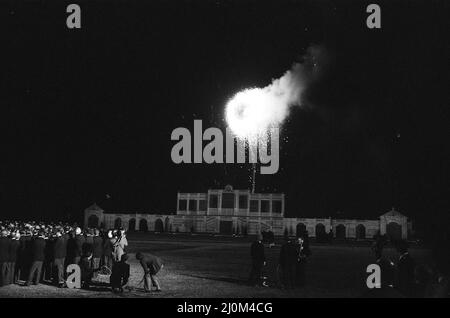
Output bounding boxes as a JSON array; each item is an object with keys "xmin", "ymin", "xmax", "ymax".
[
  {"xmin": 225, "ymin": 87, "xmax": 288, "ymax": 141},
  {"xmin": 225, "ymin": 44, "xmax": 327, "ymax": 141}
]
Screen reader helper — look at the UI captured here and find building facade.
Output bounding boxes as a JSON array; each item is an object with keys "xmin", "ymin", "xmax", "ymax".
[{"xmin": 84, "ymin": 185, "xmax": 411, "ymax": 240}]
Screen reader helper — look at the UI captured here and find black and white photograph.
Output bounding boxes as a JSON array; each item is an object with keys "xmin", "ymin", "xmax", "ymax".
[{"xmin": 0, "ymin": 0, "xmax": 449, "ymax": 304}]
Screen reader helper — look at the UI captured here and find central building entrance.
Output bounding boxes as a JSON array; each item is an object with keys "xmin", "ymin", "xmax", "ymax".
[{"xmin": 219, "ymin": 220, "xmax": 233, "ymax": 234}]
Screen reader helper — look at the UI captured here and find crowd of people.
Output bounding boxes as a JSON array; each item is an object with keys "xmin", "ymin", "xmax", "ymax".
[
  {"xmin": 249, "ymin": 232, "xmax": 311, "ymax": 289},
  {"xmin": 1, "ymin": 220, "xmax": 448, "ymax": 297},
  {"xmin": 250, "ymin": 231, "xmax": 449, "ymax": 297},
  {"xmin": 0, "ymin": 220, "xmax": 163, "ymax": 293},
  {"xmin": 368, "ymin": 235, "xmax": 449, "ymax": 297}
]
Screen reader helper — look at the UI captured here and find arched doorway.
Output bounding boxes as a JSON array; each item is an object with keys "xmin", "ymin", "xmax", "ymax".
[
  {"xmin": 387, "ymin": 222, "xmax": 402, "ymax": 241},
  {"xmin": 88, "ymin": 215, "xmax": 99, "ymax": 228},
  {"xmin": 296, "ymin": 223, "xmax": 306, "ymax": 237},
  {"xmin": 128, "ymin": 218, "xmax": 136, "ymax": 232},
  {"xmin": 356, "ymin": 224, "xmax": 366, "ymax": 239},
  {"xmin": 139, "ymin": 219, "xmax": 148, "ymax": 232},
  {"xmin": 336, "ymin": 224, "xmax": 346, "ymax": 239},
  {"xmin": 315, "ymin": 223, "xmax": 326, "ymax": 238},
  {"xmin": 155, "ymin": 218, "xmax": 164, "ymax": 232},
  {"xmin": 114, "ymin": 218, "xmax": 122, "ymax": 229}
]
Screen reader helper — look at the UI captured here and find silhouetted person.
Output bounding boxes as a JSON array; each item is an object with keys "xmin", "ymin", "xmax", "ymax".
[
  {"xmin": 111, "ymin": 253, "xmax": 130, "ymax": 293},
  {"xmin": 26, "ymin": 232, "xmax": 46, "ymax": 286},
  {"xmin": 302, "ymin": 232, "xmax": 311, "ymax": 255},
  {"xmin": 102, "ymin": 230, "xmax": 114, "ymax": 269},
  {"xmin": 136, "ymin": 252, "xmax": 163, "ymax": 292},
  {"xmin": 375, "ymin": 245, "xmax": 395, "ymax": 289},
  {"xmin": 295, "ymin": 236, "xmax": 311, "ymax": 287},
  {"xmin": 395, "ymin": 240, "xmax": 415, "ymax": 297},
  {"xmin": 0, "ymin": 230, "xmax": 10, "ymax": 286},
  {"xmin": 92, "ymin": 229, "xmax": 103, "ymax": 271},
  {"xmin": 79, "ymin": 251, "xmax": 94, "ymax": 289},
  {"xmin": 361, "ymin": 245, "xmax": 403, "ymax": 298},
  {"xmin": 62, "ymin": 229, "xmax": 70, "ymax": 270},
  {"xmin": 53, "ymin": 231, "xmax": 66, "ymax": 287},
  {"xmin": 279, "ymin": 238, "xmax": 297, "ymax": 289},
  {"xmin": 74, "ymin": 227, "xmax": 85, "ymax": 265},
  {"xmin": 15, "ymin": 232, "xmax": 27, "ymax": 283},
  {"xmin": 22, "ymin": 232, "xmax": 33, "ymax": 281},
  {"xmin": 84, "ymin": 229, "xmax": 94, "ymax": 254},
  {"xmin": 248, "ymin": 234, "xmax": 267, "ymax": 287},
  {"xmin": 42, "ymin": 233, "xmax": 54, "ymax": 282},
  {"xmin": 8, "ymin": 232, "xmax": 20, "ymax": 284},
  {"xmin": 424, "ymin": 235, "xmax": 449, "ymax": 298},
  {"xmin": 414, "ymin": 265, "xmax": 432, "ymax": 297}
]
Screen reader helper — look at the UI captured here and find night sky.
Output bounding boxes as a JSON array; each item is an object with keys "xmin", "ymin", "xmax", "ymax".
[{"xmin": 1, "ymin": 1, "xmax": 449, "ymax": 236}]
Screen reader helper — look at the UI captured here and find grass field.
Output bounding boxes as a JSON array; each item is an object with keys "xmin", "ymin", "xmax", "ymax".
[{"xmin": 0, "ymin": 233, "xmax": 431, "ymax": 298}]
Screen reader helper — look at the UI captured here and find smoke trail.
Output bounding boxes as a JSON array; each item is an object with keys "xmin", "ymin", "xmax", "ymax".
[{"xmin": 225, "ymin": 44, "xmax": 328, "ymax": 140}]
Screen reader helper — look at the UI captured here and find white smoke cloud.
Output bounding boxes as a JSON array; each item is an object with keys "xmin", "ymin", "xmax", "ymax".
[{"xmin": 226, "ymin": 44, "xmax": 327, "ymax": 140}]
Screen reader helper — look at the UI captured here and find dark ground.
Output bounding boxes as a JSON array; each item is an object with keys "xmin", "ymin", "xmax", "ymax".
[{"xmin": 0, "ymin": 233, "xmax": 431, "ymax": 298}]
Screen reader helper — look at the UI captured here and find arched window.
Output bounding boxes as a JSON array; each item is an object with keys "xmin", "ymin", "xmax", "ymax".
[
  {"xmin": 296, "ymin": 223, "xmax": 306, "ymax": 237},
  {"xmin": 114, "ymin": 218, "xmax": 122, "ymax": 229},
  {"xmin": 88, "ymin": 215, "xmax": 99, "ymax": 228},
  {"xmin": 139, "ymin": 219, "xmax": 148, "ymax": 232},
  {"xmin": 356, "ymin": 224, "xmax": 366, "ymax": 239},
  {"xmin": 128, "ymin": 218, "xmax": 136, "ymax": 232},
  {"xmin": 387, "ymin": 222, "xmax": 402, "ymax": 241},
  {"xmin": 315, "ymin": 223, "xmax": 326, "ymax": 238},
  {"xmin": 155, "ymin": 219, "xmax": 164, "ymax": 232},
  {"xmin": 336, "ymin": 224, "xmax": 346, "ymax": 239}
]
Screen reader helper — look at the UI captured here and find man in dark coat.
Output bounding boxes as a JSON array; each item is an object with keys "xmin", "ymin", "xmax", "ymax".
[
  {"xmin": 136, "ymin": 252, "xmax": 163, "ymax": 292},
  {"xmin": 8, "ymin": 232, "xmax": 20, "ymax": 284},
  {"xmin": 14, "ymin": 232, "xmax": 27, "ymax": 282},
  {"xmin": 62, "ymin": 229, "xmax": 70, "ymax": 269},
  {"xmin": 79, "ymin": 252, "xmax": 94, "ymax": 289},
  {"xmin": 361, "ymin": 245, "xmax": 402, "ymax": 297},
  {"xmin": 102, "ymin": 231, "xmax": 114, "ymax": 269},
  {"xmin": 0, "ymin": 230, "xmax": 11, "ymax": 287},
  {"xmin": 53, "ymin": 231, "xmax": 66, "ymax": 287},
  {"xmin": 295, "ymin": 236, "xmax": 311, "ymax": 287},
  {"xmin": 21, "ymin": 232, "xmax": 33, "ymax": 281},
  {"xmin": 65, "ymin": 227, "xmax": 84, "ymax": 266},
  {"xmin": 74, "ymin": 228, "xmax": 85, "ymax": 265},
  {"xmin": 65, "ymin": 232, "xmax": 76, "ymax": 266},
  {"xmin": 395, "ymin": 240, "xmax": 415, "ymax": 297},
  {"xmin": 92, "ymin": 229, "xmax": 103, "ymax": 271},
  {"xmin": 83, "ymin": 229, "xmax": 94, "ymax": 257},
  {"xmin": 26, "ymin": 232, "xmax": 46, "ymax": 286},
  {"xmin": 110, "ymin": 253, "xmax": 130, "ymax": 293},
  {"xmin": 279, "ymin": 238, "xmax": 297, "ymax": 289},
  {"xmin": 42, "ymin": 232, "xmax": 54, "ymax": 282},
  {"xmin": 248, "ymin": 234, "xmax": 267, "ymax": 286}
]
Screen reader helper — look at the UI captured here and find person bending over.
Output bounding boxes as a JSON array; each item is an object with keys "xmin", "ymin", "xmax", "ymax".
[{"xmin": 136, "ymin": 252, "xmax": 163, "ymax": 292}]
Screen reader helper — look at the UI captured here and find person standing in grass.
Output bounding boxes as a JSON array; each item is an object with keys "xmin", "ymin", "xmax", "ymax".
[
  {"xmin": 249, "ymin": 234, "xmax": 267, "ymax": 287},
  {"xmin": 52, "ymin": 230, "xmax": 66, "ymax": 287},
  {"xmin": 112, "ymin": 229, "xmax": 128, "ymax": 263},
  {"xmin": 26, "ymin": 231, "xmax": 46, "ymax": 286},
  {"xmin": 0, "ymin": 230, "xmax": 11, "ymax": 287},
  {"xmin": 395, "ymin": 240, "xmax": 415, "ymax": 297},
  {"xmin": 92, "ymin": 229, "xmax": 103, "ymax": 272},
  {"xmin": 102, "ymin": 230, "xmax": 114, "ymax": 269},
  {"xmin": 279, "ymin": 237, "xmax": 297, "ymax": 289}
]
